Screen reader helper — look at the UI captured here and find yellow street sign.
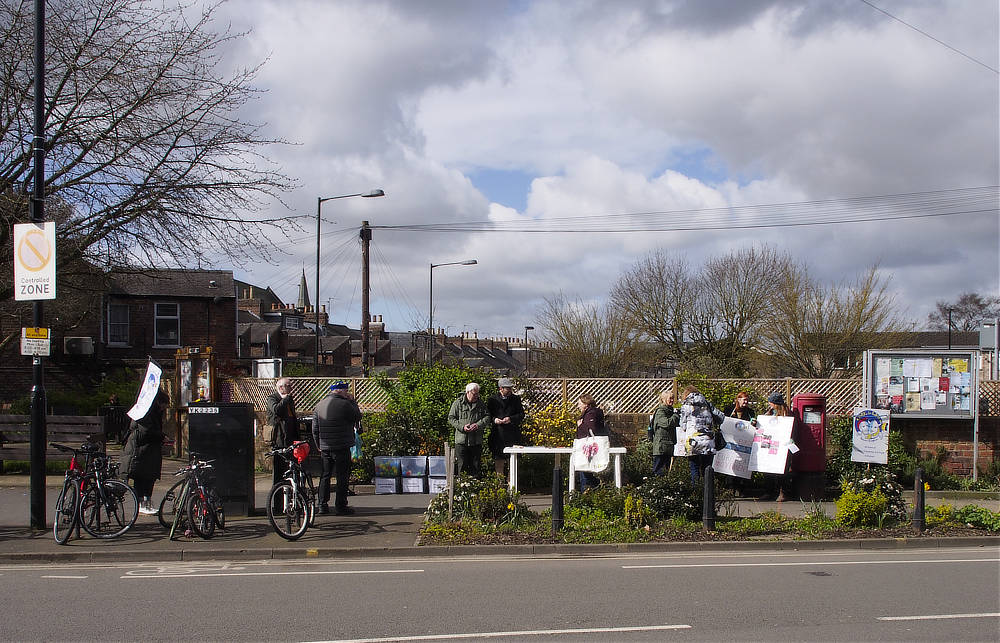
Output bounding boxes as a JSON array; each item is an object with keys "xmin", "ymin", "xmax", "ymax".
[{"xmin": 24, "ymin": 327, "xmax": 49, "ymax": 339}]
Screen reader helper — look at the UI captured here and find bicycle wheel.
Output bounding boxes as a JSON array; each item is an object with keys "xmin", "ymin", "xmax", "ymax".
[
  {"xmin": 53, "ymin": 481, "xmax": 79, "ymax": 544},
  {"xmin": 208, "ymin": 489, "xmax": 226, "ymax": 530},
  {"xmin": 304, "ymin": 475, "xmax": 317, "ymax": 527},
  {"xmin": 80, "ymin": 479, "xmax": 138, "ymax": 538},
  {"xmin": 266, "ymin": 481, "xmax": 309, "ymax": 540},
  {"xmin": 158, "ymin": 478, "xmax": 187, "ymax": 530},
  {"xmin": 187, "ymin": 492, "xmax": 216, "ymax": 539}
]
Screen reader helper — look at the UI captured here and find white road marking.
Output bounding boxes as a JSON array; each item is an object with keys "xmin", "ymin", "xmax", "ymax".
[
  {"xmin": 878, "ymin": 613, "xmax": 1000, "ymax": 621},
  {"xmin": 623, "ymin": 557, "xmax": 999, "ymax": 569},
  {"xmin": 41, "ymin": 575, "xmax": 88, "ymax": 579},
  {"xmin": 310, "ymin": 624, "xmax": 691, "ymax": 642},
  {"xmin": 122, "ymin": 568, "xmax": 423, "ymax": 579}
]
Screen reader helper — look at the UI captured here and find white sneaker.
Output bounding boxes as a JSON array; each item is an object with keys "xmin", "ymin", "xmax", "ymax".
[{"xmin": 139, "ymin": 499, "xmax": 156, "ymax": 515}]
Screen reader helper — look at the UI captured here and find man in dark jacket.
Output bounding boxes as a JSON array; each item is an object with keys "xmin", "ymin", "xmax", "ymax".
[
  {"xmin": 312, "ymin": 381, "xmax": 362, "ymax": 515},
  {"xmin": 265, "ymin": 377, "xmax": 299, "ymax": 493},
  {"xmin": 487, "ymin": 378, "xmax": 524, "ymax": 478}
]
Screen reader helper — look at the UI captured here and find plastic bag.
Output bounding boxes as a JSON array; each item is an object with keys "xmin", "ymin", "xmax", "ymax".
[{"xmin": 571, "ymin": 432, "xmax": 610, "ymax": 473}]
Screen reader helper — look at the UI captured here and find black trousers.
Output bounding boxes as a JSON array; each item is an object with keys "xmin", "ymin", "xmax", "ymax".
[
  {"xmin": 454, "ymin": 444, "xmax": 481, "ymax": 478},
  {"xmin": 318, "ymin": 447, "xmax": 351, "ymax": 510},
  {"xmin": 131, "ymin": 476, "xmax": 155, "ymax": 499}
]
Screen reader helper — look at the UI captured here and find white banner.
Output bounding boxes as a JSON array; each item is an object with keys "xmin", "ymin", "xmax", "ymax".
[
  {"xmin": 851, "ymin": 408, "xmax": 890, "ymax": 464},
  {"xmin": 127, "ymin": 361, "xmax": 163, "ymax": 421},
  {"xmin": 712, "ymin": 417, "xmax": 758, "ymax": 479},
  {"xmin": 749, "ymin": 415, "xmax": 795, "ymax": 474}
]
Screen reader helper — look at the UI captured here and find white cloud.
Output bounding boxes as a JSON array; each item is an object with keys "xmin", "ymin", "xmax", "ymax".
[{"xmin": 208, "ymin": 0, "xmax": 997, "ymax": 338}]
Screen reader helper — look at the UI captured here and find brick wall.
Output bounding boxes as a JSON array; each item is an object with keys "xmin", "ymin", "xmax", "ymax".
[{"xmin": 896, "ymin": 417, "xmax": 999, "ymax": 476}]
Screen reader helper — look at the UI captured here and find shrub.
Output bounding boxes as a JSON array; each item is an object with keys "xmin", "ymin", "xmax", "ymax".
[
  {"xmin": 905, "ymin": 447, "xmax": 962, "ymax": 491},
  {"xmin": 623, "ymin": 437, "xmax": 652, "ymax": 485},
  {"xmin": 637, "ymin": 465, "xmax": 701, "ymax": 520},
  {"xmin": 954, "ymin": 505, "xmax": 1000, "ymax": 531},
  {"xmin": 827, "ymin": 415, "xmax": 916, "ymax": 487},
  {"xmin": 835, "ymin": 466, "xmax": 906, "ymax": 527},
  {"xmin": 566, "ymin": 484, "xmax": 629, "ymax": 517},
  {"xmin": 424, "ymin": 474, "xmax": 532, "ymax": 526},
  {"xmin": 522, "ymin": 402, "xmax": 576, "ymax": 447}
]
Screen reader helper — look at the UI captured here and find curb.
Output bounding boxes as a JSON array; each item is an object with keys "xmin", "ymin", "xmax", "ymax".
[{"xmin": 0, "ymin": 536, "xmax": 996, "ymax": 566}]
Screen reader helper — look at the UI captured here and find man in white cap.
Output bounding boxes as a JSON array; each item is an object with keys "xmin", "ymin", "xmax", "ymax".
[
  {"xmin": 312, "ymin": 381, "xmax": 361, "ymax": 515},
  {"xmin": 487, "ymin": 377, "xmax": 525, "ymax": 478}
]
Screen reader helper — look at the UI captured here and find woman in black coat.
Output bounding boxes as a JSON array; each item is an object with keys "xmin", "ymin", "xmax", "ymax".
[
  {"xmin": 121, "ymin": 390, "xmax": 168, "ymax": 514},
  {"xmin": 575, "ymin": 393, "xmax": 608, "ymax": 492}
]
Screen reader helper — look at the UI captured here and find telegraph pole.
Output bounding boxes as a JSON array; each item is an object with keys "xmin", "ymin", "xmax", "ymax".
[
  {"xmin": 360, "ymin": 221, "xmax": 371, "ymax": 377},
  {"xmin": 29, "ymin": 0, "xmax": 47, "ymax": 530}
]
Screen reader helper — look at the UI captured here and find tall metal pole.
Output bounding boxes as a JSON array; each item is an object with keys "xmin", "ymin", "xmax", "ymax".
[
  {"xmin": 29, "ymin": 0, "xmax": 47, "ymax": 530},
  {"xmin": 360, "ymin": 220, "xmax": 372, "ymax": 377},
  {"xmin": 315, "ymin": 197, "xmax": 322, "ymax": 371},
  {"xmin": 428, "ymin": 263, "xmax": 434, "ymax": 365}
]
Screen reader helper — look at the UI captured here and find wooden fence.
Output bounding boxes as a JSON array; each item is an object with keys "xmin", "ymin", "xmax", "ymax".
[{"xmin": 222, "ymin": 376, "xmax": 1000, "ymax": 418}]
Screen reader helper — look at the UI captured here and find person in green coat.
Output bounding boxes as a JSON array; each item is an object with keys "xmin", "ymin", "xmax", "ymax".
[
  {"xmin": 650, "ymin": 391, "xmax": 678, "ymax": 476},
  {"xmin": 448, "ymin": 382, "xmax": 492, "ymax": 478}
]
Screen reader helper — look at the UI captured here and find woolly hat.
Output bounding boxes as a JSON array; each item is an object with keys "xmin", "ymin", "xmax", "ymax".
[
  {"xmin": 330, "ymin": 381, "xmax": 349, "ymax": 391},
  {"xmin": 497, "ymin": 377, "xmax": 514, "ymax": 388},
  {"xmin": 767, "ymin": 392, "xmax": 785, "ymax": 405}
]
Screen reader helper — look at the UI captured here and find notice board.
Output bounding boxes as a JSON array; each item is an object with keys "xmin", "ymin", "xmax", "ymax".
[{"xmin": 863, "ymin": 349, "xmax": 979, "ymax": 419}]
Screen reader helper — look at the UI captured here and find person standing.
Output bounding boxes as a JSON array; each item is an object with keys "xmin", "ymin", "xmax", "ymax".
[
  {"xmin": 312, "ymin": 381, "xmax": 362, "ymax": 515},
  {"xmin": 121, "ymin": 389, "xmax": 169, "ymax": 514},
  {"xmin": 679, "ymin": 386, "xmax": 726, "ymax": 484},
  {"xmin": 448, "ymin": 382, "xmax": 491, "ymax": 478},
  {"xmin": 487, "ymin": 377, "xmax": 525, "ymax": 478},
  {"xmin": 724, "ymin": 391, "xmax": 757, "ymax": 423},
  {"xmin": 575, "ymin": 393, "xmax": 609, "ymax": 492},
  {"xmin": 265, "ymin": 377, "xmax": 300, "ymax": 495},
  {"xmin": 762, "ymin": 392, "xmax": 797, "ymax": 502},
  {"xmin": 649, "ymin": 391, "xmax": 678, "ymax": 476}
]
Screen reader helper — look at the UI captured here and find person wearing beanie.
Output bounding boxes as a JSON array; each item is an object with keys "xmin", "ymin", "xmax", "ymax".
[
  {"xmin": 312, "ymin": 381, "xmax": 361, "ymax": 515},
  {"xmin": 762, "ymin": 391, "xmax": 796, "ymax": 501}
]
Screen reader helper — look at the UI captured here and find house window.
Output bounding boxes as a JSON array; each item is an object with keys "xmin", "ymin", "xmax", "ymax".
[
  {"xmin": 154, "ymin": 303, "xmax": 180, "ymax": 347},
  {"xmin": 284, "ymin": 316, "xmax": 301, "ymax": 330},
  {"xmin": 108, "ymin": 303, "xmax": 129, "ymax": 345}
]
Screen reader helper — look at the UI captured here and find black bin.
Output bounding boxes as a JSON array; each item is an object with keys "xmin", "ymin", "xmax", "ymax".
[{"xmin": 187, "ymin": 403, "xmax": 255, "ymax": 516}]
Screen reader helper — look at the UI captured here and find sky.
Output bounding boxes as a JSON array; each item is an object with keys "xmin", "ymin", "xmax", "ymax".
[{"xmin": 207, "ymin": 0, "xmax": 999, "ymax": 341}]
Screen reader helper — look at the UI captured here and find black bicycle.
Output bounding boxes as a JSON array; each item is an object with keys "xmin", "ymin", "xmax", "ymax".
[
  {"xmin": 52, "ymin": 442, "xmax": 138, "ymax": 544},
  {"xmin": 265, "ymin": 441, "xmax": 317, "ymax": 540},
  {"xmin": 157, "ymin": 452, "xmax": 225, "ymax": 539}
]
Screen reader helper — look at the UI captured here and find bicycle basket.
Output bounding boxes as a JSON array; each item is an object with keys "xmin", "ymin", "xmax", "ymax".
[{"xmin": 292, "ymin": 441, "xmax": 310, "ymax": 463}]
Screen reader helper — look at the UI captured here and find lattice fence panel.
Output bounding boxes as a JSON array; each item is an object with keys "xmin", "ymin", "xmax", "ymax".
[
  {"xmin": 223, "ymin": 377, "xmax": 393, "ymax": 415},
  {"xmin": 982, "ymin": 380, "xmax": 999, "ymax": 416},
  {"xmin": 565, "ymin": 378, "xmax": 675, "ymax": 414}
]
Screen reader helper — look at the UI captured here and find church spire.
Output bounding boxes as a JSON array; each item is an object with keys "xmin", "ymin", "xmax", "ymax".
[{"xmin": 296, "ymin": 268, "xmax": 311, "ymax": 310}]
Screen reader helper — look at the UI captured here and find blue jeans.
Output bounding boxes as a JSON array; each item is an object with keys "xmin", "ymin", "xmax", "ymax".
[
  {"xmin": 652, "ymin": 454, "xmax": 671, "ymax": 476},
  {"xmin": 577, "ymin": 471, "xmax": 600, "ymax": 492},
  {"xmin": 688, "ymin": 454, "xmax": 714, "ymax": 484}
]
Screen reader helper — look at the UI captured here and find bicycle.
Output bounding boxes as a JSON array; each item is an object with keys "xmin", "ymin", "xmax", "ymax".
[
  {"xmin": 157, "ymin": 452, "xmax": 225, "ymax": 540},
  {"xmin": 265, "ymin": 440, "xmax": 317, "ymax": 540},
  {"xmin": 52, "ymin": 441, "xmax": 138, "ymax": 544}
]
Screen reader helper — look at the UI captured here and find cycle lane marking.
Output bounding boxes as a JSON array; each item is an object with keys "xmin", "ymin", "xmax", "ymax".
[
  {"xmin": 122, "ymin": 568, "xmax": 423, "ymax": 579},
  {"xmin": 308, "ymin": 624, "xmax": 691, "ymax": 643},
  {"xmin": 41, "ymin": 575, "xmax": 88, "ymax": 579}
]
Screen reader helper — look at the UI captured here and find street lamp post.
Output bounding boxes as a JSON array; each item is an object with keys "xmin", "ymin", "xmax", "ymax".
[
  {"xmin": 315, "ymin": 189, "xmax": 384, "ymax": 370},
  {"xmin": 523, "ymin": 325, "xmax": 534, "ymax": 375},
  {"xmin": 428, "ymin": 259, "xmax": 477, "ymax": 364}
]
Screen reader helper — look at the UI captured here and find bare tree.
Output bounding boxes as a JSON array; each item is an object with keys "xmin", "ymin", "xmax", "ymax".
[
  {"xmin": 0, "ymin": 0, "xmax": 294, "ymax": 299},
  {"xmin": 610, "ymin": 246, "xmax": 792, "ymax": 376},
  {"xmin": 926, "ymin": 292, "xmax": 1000, "ymax": 332},
  {"xmin": 536, "ymin": 294, "xmax": 645, "ymax": 377},
  {"xmin": 761, "ymin": 264, "xmax": 908, "ymax": 377}
]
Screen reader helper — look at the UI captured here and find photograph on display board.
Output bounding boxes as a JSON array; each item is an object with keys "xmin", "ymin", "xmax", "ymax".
[{"xmin": 869, "ymin": 351, "xmax": 976, "ymax": 418}]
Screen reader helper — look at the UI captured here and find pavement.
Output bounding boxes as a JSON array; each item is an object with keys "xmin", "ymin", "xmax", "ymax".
[{"xmin": 0, "ymin": 468, "xmax": 997, "ymax": 565}]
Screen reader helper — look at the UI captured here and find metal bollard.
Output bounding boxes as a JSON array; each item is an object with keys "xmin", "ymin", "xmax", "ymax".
[
  {"xmin": 551, "ymin": 465, "xmax": 564, "ymax": 535},
  {"xmin": 702, "ymin": 464, "xmax": 716, "ymax": 531},
  {"xmin": 912, "ymin": 467, "xmax": 925, "ymax": 532}
]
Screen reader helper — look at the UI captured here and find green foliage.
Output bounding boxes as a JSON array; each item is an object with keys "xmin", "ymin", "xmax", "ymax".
[
  {"xmin": 954, "ymin": 505, "xmax": 1000, "ymax": 531},
  {"xmin": 622, "ymin": 437, "xmax": 653, "ymax": 485},
  {"xmin": 835, "ymin": 465, "xmax": 907, "ymax": 528},
  {"xmin": 675, "ymin": 371, "xmax": 745, "ymax": 409},
  {"xmin": 566, "ymin": 484, "xmax": 630, "ymax": 517},
  {"xmin": 924, "ymin": 503, "xmax": 954, "ymax": 528},
  {"xmin": 0, "ymin": 459, "xmax": 69, "ymax": 475},
  {"xmin": 282, "ymin": 361, "xmax": 316, "ymax": 377},
  {"xmin": 375, "ymin": 364, "xmax": 500, "ymax": 451},
  {"xmin": 623, "ymin": 493, "xmax": 653, "ymax": 529},
  {"xmin": 560, "ymin": 504, "xmax": 652, "ymax": 543},
  {"xmin": 636, "ymin": 464, "xmax": 702, "ymax": 520},
  {"xmin": 826, "ymin": 415, "xmax": 916, "ymax": 486},
  {"xmin": 424, "ymin": 474, "xmax": 533, "ymax": 526},
  {"xmin": 905, "ymin": 447, "xmax": 961, "ymax": 491}
]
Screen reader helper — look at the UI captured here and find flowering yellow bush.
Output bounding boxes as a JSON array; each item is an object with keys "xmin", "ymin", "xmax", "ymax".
[{"xmin": 523, "ymin": 402, "xmax": 577, "ymax": 447}]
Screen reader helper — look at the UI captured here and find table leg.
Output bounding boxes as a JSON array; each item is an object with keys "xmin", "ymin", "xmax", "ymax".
[
  {"xmin": 568, "ymin": 457, "xmax": 576, "ymax": 494},
  {"xmin": 614, "ymin": 453, "xmax": 622, "ymax": 488},
  {"xmin": 508, "ymin": 453, "xmax": 518, "ymax": 492}
]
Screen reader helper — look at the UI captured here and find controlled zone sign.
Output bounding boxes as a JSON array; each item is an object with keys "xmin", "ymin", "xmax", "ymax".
[{"xmin": 13, "ymin": 222, "xmax": 56, "ymax": 300}]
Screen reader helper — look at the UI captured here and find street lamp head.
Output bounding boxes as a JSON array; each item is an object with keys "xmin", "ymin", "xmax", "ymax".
[
  {"xmin": 362, "ymin": 189, "xmax": 385, "ymax": 198},
  {"xmin": 461, "ymin": 259, "xmax": 477, "ymax": 265},
  {"xmin": 524, "ymin": 325, "xmax": 534, "ymax": 331}
]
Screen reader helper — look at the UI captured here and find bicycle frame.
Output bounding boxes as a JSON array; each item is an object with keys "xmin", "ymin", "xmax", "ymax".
[{"xmin": 167, "ymin": 457, "xmax": 218, "ymax": 540}]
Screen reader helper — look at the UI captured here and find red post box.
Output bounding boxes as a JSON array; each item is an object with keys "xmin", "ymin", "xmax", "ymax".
[{"xmin": 791, "ymin": 393, "xmax": 826, "ymax": 472}]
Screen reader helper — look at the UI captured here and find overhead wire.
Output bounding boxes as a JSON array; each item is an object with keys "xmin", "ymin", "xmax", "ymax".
[{"xmin": 369, "ymin": 186, "xmax": 998, "ymax": 234}]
